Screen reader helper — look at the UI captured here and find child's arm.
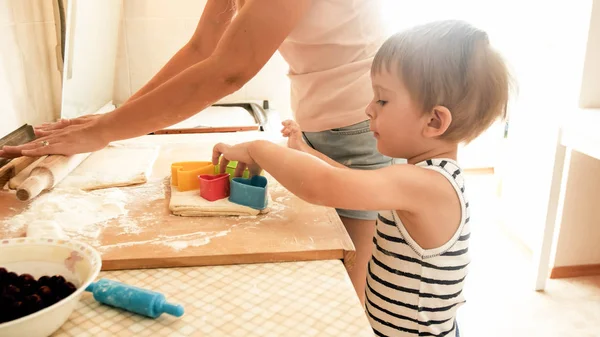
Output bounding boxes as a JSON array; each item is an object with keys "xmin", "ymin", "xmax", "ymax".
[
  {"xmin": 213, "ymin": 140, "xmax": 447, "ymax": 213},
  {"xmin": 281, "ymin": 120, "xmax": 347, "ymax": 169}
]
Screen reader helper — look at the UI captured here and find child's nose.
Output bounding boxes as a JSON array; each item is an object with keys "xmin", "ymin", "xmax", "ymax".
[{"xmin": 365, "ymin": 102, "xmax": 375, "ymax": 119}]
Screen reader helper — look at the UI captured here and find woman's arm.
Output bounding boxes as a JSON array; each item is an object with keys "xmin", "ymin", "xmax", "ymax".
[
  {"xmin": 124, "ymin": 0, "xmax": 237, "ymax": 104},
  {"xmin": 96, "ymin": 0, "xmax": 312, "ymax": 142},
  {"xmin": 0, "ymin": 0, "xmax": 312, "ymax": 158}
]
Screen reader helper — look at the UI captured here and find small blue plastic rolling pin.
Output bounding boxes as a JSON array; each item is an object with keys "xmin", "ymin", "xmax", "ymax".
[{"xmin": 85, "ymin": 278, "xmax": 184, "ymax": 319}]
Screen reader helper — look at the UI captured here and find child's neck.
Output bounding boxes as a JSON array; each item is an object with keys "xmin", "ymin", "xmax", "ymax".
[{"xmin": 407, "ymin": 144, "xmax": 458, "ymax": 165}]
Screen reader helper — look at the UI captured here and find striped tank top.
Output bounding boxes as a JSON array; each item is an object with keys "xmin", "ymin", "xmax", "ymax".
[{"xmin": 366, "ymin": 159, "xmax": 471, "ymax": 337}]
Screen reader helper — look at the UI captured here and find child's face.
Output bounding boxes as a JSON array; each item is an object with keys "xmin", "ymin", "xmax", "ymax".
[{"xmin": 366, "ymin": 70, "xmax": 428, "ymax": 159}]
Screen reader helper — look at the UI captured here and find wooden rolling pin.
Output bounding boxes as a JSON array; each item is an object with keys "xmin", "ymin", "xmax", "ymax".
[
  {"xmin": 0, "ymin": 156, "xmax": 39, "ymax": 187},
  {"xmin": 8, "ymin": 156, "xmax": 46, "ymax": 189},
  {"xmin": 16, "ymin": 153, "xmax": 91, "ymax": 201}
]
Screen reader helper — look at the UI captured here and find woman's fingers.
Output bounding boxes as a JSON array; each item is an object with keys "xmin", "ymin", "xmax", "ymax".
[
  {"xmin": 0, "ymin": 135, "xmax": 57, "ymax": 157},
  {"xmin": 34, "ymin": 119, "xmax": 71, "ymax": 132},
  {"xmin": 2, "ymin": 137, "xmax": 50, "ymax": 153},
  {"xmin": 34, "ymin": 129, "xmax": 53, "ymax": 137},
  {"xmin": 21, "ymin": 142, "xmax": 66, "ymax": 157},
  {"xmin": 35, "ymin": 115, "xmax": 98, "ymax": 133}
]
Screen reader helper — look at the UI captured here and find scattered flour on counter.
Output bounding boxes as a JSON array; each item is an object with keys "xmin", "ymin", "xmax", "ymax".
[
  {"xmin": 4, "ymin": 187, "xmax": 128, "ymax": 239},
  {"xmin": 115, "ymin": 217, "xmax": 143, "ymax": 235},
  {"xmin": 98, "ymin": 229, "xmax": 231, "ymax": 252},
  {"xmin": 127, "ymin": 178, "xmax": 166, "ymax": 202},
  {"xmin": 157, "ymin": 229, "xmax": 231, "ymax": 251},
  {"xmin": 161, "ymin": 238, "xmax": 210, "ymax": 251}
]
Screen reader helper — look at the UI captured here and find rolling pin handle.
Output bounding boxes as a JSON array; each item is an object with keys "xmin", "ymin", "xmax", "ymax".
[
  {"xmin": 159, "ymin": 302, "xmax": 185, "ymax": 318},
  {"xmin": 16, "ymin": 174, "xmax": 51, "ymax": 201}
]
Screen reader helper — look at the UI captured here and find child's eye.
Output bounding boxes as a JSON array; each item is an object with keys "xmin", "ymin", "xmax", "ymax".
[{"xmin": 376, "ymin": 100, "xmax": 387, "ymax": 106}]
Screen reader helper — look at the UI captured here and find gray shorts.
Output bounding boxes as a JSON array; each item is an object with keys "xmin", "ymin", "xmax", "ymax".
[{"xmin": 302, "ymin": 120, "xmax": 393, "ymax": 221}]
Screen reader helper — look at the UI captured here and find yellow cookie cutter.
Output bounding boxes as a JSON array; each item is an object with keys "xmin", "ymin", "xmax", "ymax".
[{"xmin": 171, "ymin": 161, "xmax": 216, "ymax": 191}]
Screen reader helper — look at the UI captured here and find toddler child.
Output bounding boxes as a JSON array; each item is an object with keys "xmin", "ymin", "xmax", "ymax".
[{"xmin": 212, "ymin": 19, "xmax": 511, "ymax": 336}]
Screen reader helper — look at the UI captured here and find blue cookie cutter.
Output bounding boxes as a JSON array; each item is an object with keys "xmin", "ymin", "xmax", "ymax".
[{"xmin": 229, "ymin": 176, "xmax": 268, "ymax": 210}]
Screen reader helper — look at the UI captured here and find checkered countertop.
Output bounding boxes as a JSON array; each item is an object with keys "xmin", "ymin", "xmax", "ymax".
[{"xmin": 53, "ymin": 260, "xmax": 375, "ymax": 337}]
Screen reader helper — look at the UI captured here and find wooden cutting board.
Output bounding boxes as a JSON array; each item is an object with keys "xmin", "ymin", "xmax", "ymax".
[{"xmin": 0, "ymin": 133, "xmax": 355, "ymax": 271}]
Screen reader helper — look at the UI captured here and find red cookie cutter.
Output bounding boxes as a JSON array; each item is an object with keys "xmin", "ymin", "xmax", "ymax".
[{"xmin": 198, "ymin": 173, "xmax": 230, "ymax": 201}]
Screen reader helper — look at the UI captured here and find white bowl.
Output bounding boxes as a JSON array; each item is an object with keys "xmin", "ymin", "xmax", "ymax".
[{"xmin": 0, "ymin": 237, "xmax": 102, "ymax": 337}]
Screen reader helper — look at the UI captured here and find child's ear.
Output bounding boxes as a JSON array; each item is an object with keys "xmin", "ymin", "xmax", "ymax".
[{"xmin": 423, "ymin": 106, "xmax": 452, "ymax": 138}]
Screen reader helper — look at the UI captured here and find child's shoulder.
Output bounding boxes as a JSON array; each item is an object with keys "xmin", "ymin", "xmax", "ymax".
[
  {"xmin": 416, "ymin": 158, "xmax": 465, "ymax": 187},
  {"xmin": 387, "ymin": 158, "xmax": 465, "ymax": 192},
  {"xmin": 389, "ymin": 158, "xmax": 467, "ymax": 249}
]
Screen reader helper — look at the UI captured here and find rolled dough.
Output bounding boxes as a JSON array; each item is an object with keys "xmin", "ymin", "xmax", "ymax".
[
  {"xmin": 169, "ymin": 179, "xmax": 271, "ymax": 217},
  {"xmin": 57, "ymin": 144, "xmax": 159, "ymax": 191}
]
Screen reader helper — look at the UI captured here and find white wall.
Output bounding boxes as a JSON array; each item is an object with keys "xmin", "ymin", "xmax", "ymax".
[
  {"xmin": 61, "ymin": 0, "xmax": 121, "ymax": 118},
  {"xmin": 580, "ymin": 0, "xmax": 600, "ymax": 108},
  {"xmin": 0, "ymin": 0, "xmax": 62, "ymax": 136},
  {"xmin": 498, "ymin": 1, "xmax": 593, "ymax": 251},
  {"xmin": 112, "ymin": 0, "xmax": 292, "ymax": 119}
]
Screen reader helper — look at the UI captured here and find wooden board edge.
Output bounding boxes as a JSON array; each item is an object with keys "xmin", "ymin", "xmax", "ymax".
[
  {"xmin": 343, "ymin": 249, "xmax": 356, "ymax": 271},
  {"xmin": 100, "ymin": 250, "xmax": 344, "ymax": 271},
  {"xmin": 325, "ymin": 208, "xmax": 356, "ymax": 271},
  {"xmin": 550, "ymin": 263, "xmax": 600, "ymax": 279},
  {"xmin": 152, "ymin": 126, "xmax": 259, "ymax": 134}
]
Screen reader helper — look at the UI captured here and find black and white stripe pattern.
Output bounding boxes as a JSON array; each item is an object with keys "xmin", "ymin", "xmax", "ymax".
[{"xmin": 366, "ymin": 159, "xmax": 470, "ymax": 337}]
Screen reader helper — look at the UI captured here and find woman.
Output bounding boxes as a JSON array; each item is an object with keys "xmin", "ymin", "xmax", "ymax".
[{"xmin": 1, "ymin": 0, "xmax": 391, "ymax": 304}]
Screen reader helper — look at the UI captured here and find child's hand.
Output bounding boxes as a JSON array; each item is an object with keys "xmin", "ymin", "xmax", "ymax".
[
  {"xmin": 281, "ymin": 120, "xmax": 305, "ymax": 151},
  {"xmin": 212, "ymin": 142, "xmax": 262, "ymax": 177}
]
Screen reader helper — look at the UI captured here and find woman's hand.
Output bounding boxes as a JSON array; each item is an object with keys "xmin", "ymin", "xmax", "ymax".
[
  {"xmin": 212, "ymin": 142, "xmax": 262, "ymax": 177},
  {"xmin": 0, "ymin": 116, "xmax": 110, "ymax": 158},
  {"xmin": 281, "ymin": 119, "xmax": 306, "ymax": 151},
  {"xmin": 33, "ymin": 114, "xmax": 102, "ymax": 137}
]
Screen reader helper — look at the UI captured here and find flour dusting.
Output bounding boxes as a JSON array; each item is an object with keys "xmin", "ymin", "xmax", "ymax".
[
  {"xmin": 3, "ymin": 187, "xmax": 128, "ymax": 240},
  {"xmin": 98, "ymin": 229, "xmax": 231, "ymax": 252},
  {"xmin": 161, "ymin": 238, "xmax": 210, "ymax": 251}
]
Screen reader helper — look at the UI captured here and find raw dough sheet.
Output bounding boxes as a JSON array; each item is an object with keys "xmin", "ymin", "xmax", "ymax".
[
  {"xmin": 57, "ymin": 144, "xmax": 160, "ymax": 191},
  {"xmin": 169, "ymin": 179, "xmax": 271, "ymax": 217}
]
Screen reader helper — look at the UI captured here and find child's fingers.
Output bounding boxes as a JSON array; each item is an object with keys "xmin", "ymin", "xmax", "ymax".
[
  {"xmin": 282, "ymin": 120, "xmax": 299, "ymax": 130},
  {"xmin": 248, "ymin": 165, "xmax": 263, "ymax": 178},
  {"xmin": 212, "ymin": 143, "xmax": 231, "ymax": 173},
  {"xmin": 234, "ymin": 162, "xmax": 247, "ymax": 177}
]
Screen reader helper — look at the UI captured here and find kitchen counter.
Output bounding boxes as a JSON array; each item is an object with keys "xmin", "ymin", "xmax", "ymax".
[
  {"xmin": 1, "ymin": 132, "xmax": 371, "ymax": 335},
  {"xmin": 53, "ymin": 260, "xmax": 374, "ymax": 337}
]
